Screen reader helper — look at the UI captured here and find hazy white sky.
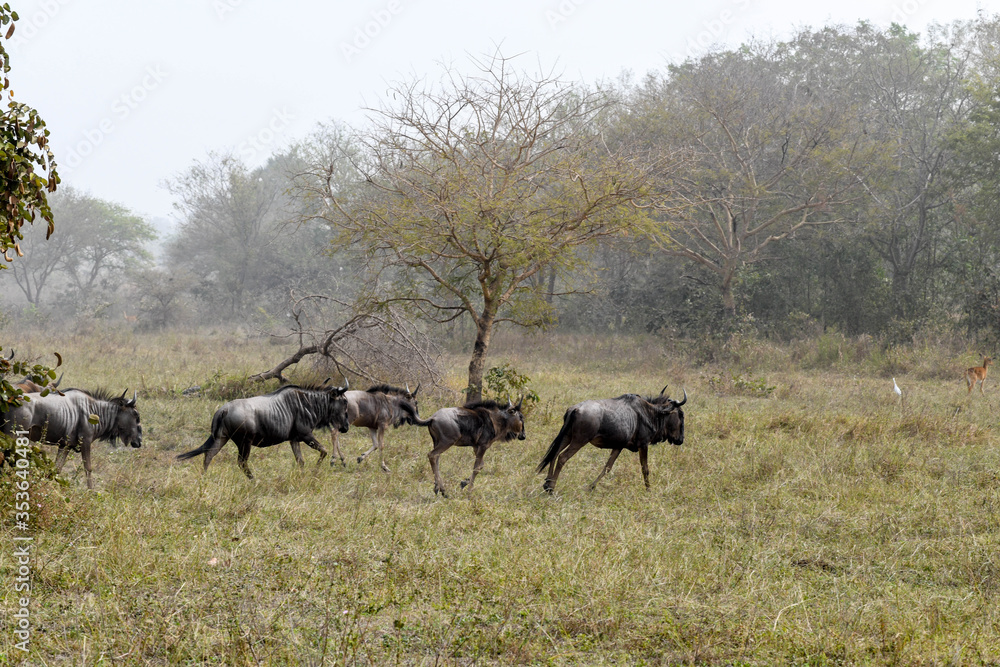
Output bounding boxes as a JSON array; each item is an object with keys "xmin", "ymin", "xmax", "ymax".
[{"xmin": 9, "ymin": 0, "xmax": 990, "ymax": 227}]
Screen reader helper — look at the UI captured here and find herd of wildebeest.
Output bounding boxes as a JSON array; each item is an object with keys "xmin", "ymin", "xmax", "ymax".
[{"xmin": 1, "ymin": 350, "xmax": 689, "ymax": 495}]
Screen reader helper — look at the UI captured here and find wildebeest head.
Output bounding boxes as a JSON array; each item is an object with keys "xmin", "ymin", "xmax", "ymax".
[
  {"xmin": 325, "ymin": 383, "xmax": 351, "ymax": 433},
  {"xmin": 366, "ymin": 382, "xmax": 422, "ymax": 426},
  {"xmin": 503, "ymin": 397, "xmax": 527, "ymax": 441},
  {"xmin": 110, "ymin": 389, "xmax": 142, "ymax": 449},
  {"xmin": 649, "ymin": 386, "xmax": 686, "ymax": 446}
]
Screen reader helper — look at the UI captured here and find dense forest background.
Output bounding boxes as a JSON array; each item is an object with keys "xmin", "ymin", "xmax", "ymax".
[{"xmin": 6, "ymin": 19, "xmax": 1000, "ymax": 359}]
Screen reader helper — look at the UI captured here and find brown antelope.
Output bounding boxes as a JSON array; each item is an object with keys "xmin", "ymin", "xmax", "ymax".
[
  {"xmin": 966, "ymin": 356, "xmax": 992, "ymax": 395},
  {"xmin": 123, "ymin": 309, "xmax": 138, "ymax": 325}
]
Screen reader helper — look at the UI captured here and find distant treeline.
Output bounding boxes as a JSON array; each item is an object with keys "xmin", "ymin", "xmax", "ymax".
[{"xmin": 6, "ymin": 19, "xmax": 1000, "ymax": 351}]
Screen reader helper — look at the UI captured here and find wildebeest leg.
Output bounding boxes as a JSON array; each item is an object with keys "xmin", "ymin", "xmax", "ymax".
[
  {"xmin": 54, "ymin": 447, "xmax": 70, "ymax": 472},
  {"xmin": 376, "ymin": 424, "xmax": 390, "ymax": 473},
  {"xmin": 236, "ymin": 442, "xmax": 254, "ymax": 480},
  {"xmin": 588, "ymin": 448, "xmax": 622, "ymax": 491},
  {"xmin": 81, "ymin": 439, "xmax": 94, "ymax": 490},
  {"xmin": 460, "ymin": 445, "xmax": 487, "ymax": 490},
  {"xmin": 356, "ymin": 427, "xmax": 379, "ymax": 465},
  {"xmin": 290, "ymin": 440, "xmax": 306, "ymax": 468},
  {"xmin": 427, "ymin": 439, "xmax": 455, "ymax": 497},
  {"xmin": 639, "ymin": 445, "xmax": 650, "ymax": 489},
  {"xmin": 329, "ymin": 430, "xmax": 345, "ymax": 467},
  {"xmin": 202, "ymin": 437, "xmax": 229, "ymax": 472},
  {"xmin": 302, "ymin": 434, "xmax": 328, "ymax": 466},
  {"xmin": 543, "ymin": 440, "xmax": 588, "ymax": 493}
]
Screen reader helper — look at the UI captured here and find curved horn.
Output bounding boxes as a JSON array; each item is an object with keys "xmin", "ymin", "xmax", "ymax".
[
  {"xmin": 413, "ymin": 382, "xmax": 420, "ymax": 396},
  {"xmin": 660, "ymin": 384, "xmax": 669, "ymax": 396},
  {"xmin": 405, "ymin": 382, "xmax": 411, "ymax": 393},
  {"xmin": 674, "ymin": 388, "xmax": 687, "ymax": 407},
  {"xmin": 53, "ymin": 372, "xmax": 63, "ymax": 388},
  {"xmin": 120, "ymin": 389, "xmax": 128, "ymax": 400},
  {"xmin": 343, "ymin": 377, "xmax": 349, "ymax": 391},
  {"xmin": 6, "ymin": 349, "xmax": 13, "ymax": 361},
  {"xmin": 514, "ymin": 395, "xmax": 523, "ymax": 411},
  {"xmin": 126, "ymin": 390, "xmax": 137, "ymax": 407}
]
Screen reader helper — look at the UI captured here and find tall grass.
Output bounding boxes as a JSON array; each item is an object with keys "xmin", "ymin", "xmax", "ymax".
[{"xmin": 2, "ymin": 326, "xmax": 1000, "ymax": 665}]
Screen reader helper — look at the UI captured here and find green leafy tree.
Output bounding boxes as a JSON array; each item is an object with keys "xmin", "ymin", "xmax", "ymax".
[
  {"xmin": 628, "ymin": 38, "xmax": 887, "ymax": 322},
  {"xmin": 303, "ymin": 53, "xmax": 675, "ymax": 400},
  {"xmin": 0, "ymin": 4, "xmax": 58, "ymax": 268},
  {"xmin": 4, "ymin": 187, "xmax": 155, "ymax": 308},
  {"xmin": 1, "ymin": 4, "xmax": 58, "ymax": 416}
]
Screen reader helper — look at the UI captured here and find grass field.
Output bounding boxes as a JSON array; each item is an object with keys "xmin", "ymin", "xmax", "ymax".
[{"xmin": 2, "ymin": 327, "xmax": 1000, "ymax": 665}]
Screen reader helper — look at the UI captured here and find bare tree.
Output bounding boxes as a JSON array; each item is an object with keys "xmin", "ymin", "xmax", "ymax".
[
  {"xmin": 296, "ymin": 52, "xmax": 677, "ymax": 400},
  {"xmin": 248, "ymin": 292, "xmax": 441, "ymax": 388}
]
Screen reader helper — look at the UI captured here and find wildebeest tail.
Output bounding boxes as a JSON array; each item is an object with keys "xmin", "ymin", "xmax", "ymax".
[
  {"xmin": 176, "ymin": 434, "xmax": 214, "ymax": 461},
  {"xmin": 176, "ymin": 409, "xmax": 224, "ymax": 460},
  {"xmin": 536, "ymin": 409, "xmax": 575, "ymax": 473}
]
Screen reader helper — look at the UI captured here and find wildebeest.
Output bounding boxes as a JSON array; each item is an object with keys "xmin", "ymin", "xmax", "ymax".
[
  {"xmin": 330, "ymin": 383, "xmax": 421, "ymax": 472},
  {"xmin": 14, "ymin": 372, "xmax": 63, "ymax": 394},
  {"xmin": 412, "ymin": 398, "xmax": 526, "ymax": 497},
  {"xmin": 537, "ymin": 387, "xmax": 686, "ymax": 493},
  {"xmin": 1, "ymin": 388, "xmax": 142, "ymax": 489},
  {"xmin": 176, "ymin": 382, "xmax": 350, "ymax": 479}
]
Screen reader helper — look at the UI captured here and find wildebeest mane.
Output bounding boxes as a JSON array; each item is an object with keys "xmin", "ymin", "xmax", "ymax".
[
  {"xmin": 366, "ymin": 384, "xmax": 411, "ymax": 396},
  {"xmin": 462, "ymin": 399, "xmax": 506, "ymax": 411},
  {"xmin": 68, "ymin": 387, "xmax": 124, "ymax": 403},
  {"xmin": 269, "ymin": 382, "xmax": 331, "ymax": 394}
]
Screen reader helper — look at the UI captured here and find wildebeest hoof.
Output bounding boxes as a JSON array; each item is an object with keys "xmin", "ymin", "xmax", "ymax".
[
  {"xmin": 434, "ymin": 486, "xmax": 448, "ymax": 498},
  {"xmin": 460, "ymin": 479, "xmax": 469, "ymax": 489}
]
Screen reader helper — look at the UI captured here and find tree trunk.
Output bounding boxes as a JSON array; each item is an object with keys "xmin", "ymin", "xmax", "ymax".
[
  {"xmin": 721, "ymin": 275, "xmax": 736, "ymax": 321},
  {"xmin": 465, "ymin": 310, "xmax": 496, "ymax": 403}
]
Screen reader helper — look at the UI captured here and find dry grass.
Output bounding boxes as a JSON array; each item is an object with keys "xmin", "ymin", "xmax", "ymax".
[{"xmin": 2, "ymin": 326, "xmax": 1000, "ymax": 665}]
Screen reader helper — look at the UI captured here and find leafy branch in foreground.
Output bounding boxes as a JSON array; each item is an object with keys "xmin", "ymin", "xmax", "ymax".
[{"xmin": 0, "ymin": 5, "xmax": 59, "ymax": 267}]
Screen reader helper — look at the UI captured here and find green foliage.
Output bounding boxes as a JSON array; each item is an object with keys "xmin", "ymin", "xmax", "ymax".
[
  {"xmin": 0, "ymin": 344, "xmax": 59, "ymax": 413},
  {"xmin": 0, "ymin": 4, "xmax": 59, "ymax": 268},
  {"xmin": 481, "ymin": 362, "xmax": 540, "ymax": 410}
]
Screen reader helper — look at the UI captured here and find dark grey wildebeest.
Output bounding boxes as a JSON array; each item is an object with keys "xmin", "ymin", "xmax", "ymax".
[
  {"xmin": 412, "ymin": 398, "xmax": 526, "ymax": 497},
  {"xmin": 177, "ymin": 382, "xmax": 349, "ymax": 479},
  {"xmin": 1, "ymin": 388, "xmax": 142, "ymax": 489},
  {"xmin": 331, "ymin": 383, "xmax": 421, "ymax": 472},
  {"xmin": 537, "ymin": 387, "xmax": 686, "ymax": 493}
]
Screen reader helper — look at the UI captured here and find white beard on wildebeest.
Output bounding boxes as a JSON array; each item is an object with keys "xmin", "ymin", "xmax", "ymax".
[{"xmin": 536, "ymin": 386, "xmax": 686, "ymax": 493}]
